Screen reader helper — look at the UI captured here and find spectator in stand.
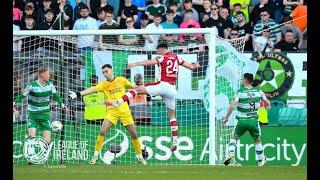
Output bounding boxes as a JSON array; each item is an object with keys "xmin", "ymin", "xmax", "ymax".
[
  {"xmin": 22, "ymin": 15, "xmax": 36, "ymax": 30},
  {"xmin": 280, "ymin": 16, "xmax": 303, "ymax": 49},
  {"xmin": 250, "ymin": 0, "xmax": 275, "ymax": 26},
  {"xmin": 219, "ymin": 7, "xmax": 234, "ymax": 38},
  {"xmin": 159, "ymin": 34, "xmax": 180, "ymax": 48},
  {"xmin": 229, "ymin": 0, "xmax": 250, "ymax": 23},
  {"xmin": 202, "ymin": 4, "xmax": 226, "ymax": 38},
  {"xmin": 57, "ymin": 0, "xmax": 73, "ymax": 29},
  {"xmin": 25, "ymin": 1, "xmax": 37, "ymax": 12},
  {"xmin": 36, "ymin": 9, "xmax": 59, "ymax": 30},
  {"xmin": 274, "ymin": 30, "xmax": 299, "ymax": 52},
  {"xmin": 21, "ymin": 16, "xmax": 40, "ymax": 52},
  {"xmin": 253, "ymin": 9, "xmax": 281, "ymax": 45},
  {"xmin": 96, "ymin": 7, "xmax": 107, "ymax": 27},
  {"xmin": 235, "ymin": 11, "xmax": 252, "ymax": 51},
  {"xmin": 117, "ymin": 0, "xmax": 138, "ymax": 29},
  {"xmin": 230, "ymin": 3, "xmax": 242, "ymax": 24},
  {"xmin": 36, "ymin": 0, "xmax": 55, "ymax": 25},
  {"xmin": 73, "ymin": 0, "xmax": 88, "ymax": 23},
  {"xmin": 99, "ymin": 10, "xmax": 119, "ymax": 45},
  {"xmin": 290, "ymin": 2, "xmax": 307, "ymax": 34},
  {"xmin": 161, "ymin": 9, "xmax": 179, "ymax": 29},
  {"xmin": 144, "ymin": 13, "xmax": 163, "ymax": 50},
  {"xmin": 145, "ymin": 0, "xmax": 167, "ymax": 21},
  {"xmin": 21, "ymin": 5, "xmax": 36, "ymax": 29},
  {"xmin": 73, "ymin": 5, "xmax": 98, "ymax": 50},
  {"xmin": 179, "ymin": 9, "xmax": 202, "ymax": 43},
  {"xmin": 13, "ymin": 0, "xmax": 22, "ymax": 26},
  {"xmin": 136, "ymin": 13, "xmax": 150, "ymax": 29},
  {"xmin": 283, "ymin": 0, "xmax": 304, "ymax": 16},
  {"xmin": 228, "ymin": 28, "xmax": 239, "ymax": 39},
  {"xmin": 168, "ymin": 2, "xmax": 183, "ymax": 26},
  {"xmin": 182, "ymin": 0, "xmax": 199, "ymax": 22},
  {"xmin": 254, "ymin": 26, "xmax": 274, "ymax": 59},
  {"xmin": 118, "ymin": 16, "xmax": 140, "ymax": 45},
  {"xmin": 199, "ymin": 0, "xmax": 212, "ymax": 26},
  {"xmin": 87, "ymin": 0, "xmax": 113, "ymax": 19},
  {"xmin": 131, "ymin": 0, "xmax": 147, "ymax": 29}
]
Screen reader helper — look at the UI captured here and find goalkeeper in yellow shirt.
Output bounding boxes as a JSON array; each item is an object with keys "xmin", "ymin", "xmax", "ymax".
[{"xmin": 68, "ymin": 64, "xmax": 147, "ymax": 165}]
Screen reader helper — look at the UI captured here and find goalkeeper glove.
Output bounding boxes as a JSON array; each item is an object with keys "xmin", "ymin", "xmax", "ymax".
[{"xmin": 68, "ymin": 90, "xmax": 81, "ymax": 99}]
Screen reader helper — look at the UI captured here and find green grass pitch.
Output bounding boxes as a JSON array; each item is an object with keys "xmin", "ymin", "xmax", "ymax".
[{"xmin": 14, "ymin": 164, "xmax": 306, "ymax": 180}]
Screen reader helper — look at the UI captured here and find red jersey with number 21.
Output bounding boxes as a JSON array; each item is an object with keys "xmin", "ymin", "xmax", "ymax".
[{"xmin": 155, "ymin": 51, "xmax": 185, "ymax": 84}]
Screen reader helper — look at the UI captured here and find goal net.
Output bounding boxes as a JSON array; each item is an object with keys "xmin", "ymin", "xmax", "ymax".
[{"xmin": 13, "ymin": 28, "xmax": 250, "ymax": 165}]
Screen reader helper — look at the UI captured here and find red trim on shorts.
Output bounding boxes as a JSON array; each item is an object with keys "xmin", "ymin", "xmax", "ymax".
[{"xmin": 144, "ymin": 81, "xmax": 161, "ymax": 87}]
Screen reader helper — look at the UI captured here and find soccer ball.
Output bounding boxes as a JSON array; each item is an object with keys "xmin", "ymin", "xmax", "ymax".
[{"xmin": 51, "ymin": 121, "xmax": 63, "ymax": 133}]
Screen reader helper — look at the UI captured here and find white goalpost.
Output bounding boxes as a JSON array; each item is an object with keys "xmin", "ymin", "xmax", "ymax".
[{"xmin": 13, "ymin": 28, "xmax": 246, "ymax": 165}]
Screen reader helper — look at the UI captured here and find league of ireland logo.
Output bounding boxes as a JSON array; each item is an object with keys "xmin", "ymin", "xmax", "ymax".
[{"xmin": 23, "ymin": 137, "xmax": 52, "ymax": 164}]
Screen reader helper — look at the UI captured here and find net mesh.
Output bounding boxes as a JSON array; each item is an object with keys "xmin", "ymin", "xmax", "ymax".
[{"xmin": 13, "ymin": 31, "xmax": 245, "ymax": 165}]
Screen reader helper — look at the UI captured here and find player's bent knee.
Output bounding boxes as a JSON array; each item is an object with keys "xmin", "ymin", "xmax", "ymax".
[
  {"xmin": 255, "ymin": 137, "xmax": 261, "ymax": 143},
  {"xmin": 99, "ymin": 131, "xmax": 106, "ymax": 136},
  {"xmin": 129, "ymin": 132, "xmax": 138, "ymax": 139}
]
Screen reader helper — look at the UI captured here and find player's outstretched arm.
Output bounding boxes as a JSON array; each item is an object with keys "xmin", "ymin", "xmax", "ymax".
[
  {"xmin": 181, "ymin": 61, "xmax": 201, "ymax": 70},
  {"xmin": 68, "ymin": 88, "xmax": 97, "ymax": 100},
  {"xmin": 127, "ymin": 59, "xmax": 158, "ymax": 68}
]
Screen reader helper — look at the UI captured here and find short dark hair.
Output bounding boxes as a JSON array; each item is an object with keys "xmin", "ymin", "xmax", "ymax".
[
  {"xmin": 260, "ymin": 8, "xmax": 270, "ymax": 14},
  {"xmin": 166, "ymin": 9, "xmax": 174, "ymax": 14},
  {"xmin": 236, "ymin": 11, "xmax": 244, "ymax": 16},
  {"xmin": 96, "ymin": 7, "xmax": 105, "ymax": 14},
  {"xmin": 154, "ymin": 13, "xmax": 163, "ymax": 18},
  {"xmin": 141, "ymin": 13, "xmax": 149, "ymax": 20},
  {"xmin": 262, "ymin": 26, "xmax": 269, "ymax": 30},
  {"xmin": 233, "ymin": 3, "xmax": 241, "ymax": 7},
  {"xmin": 243, "ymin": 73, "xmax": 254, "ymax": 83},
  {"xmin": 102, "ymin": 64, "xmax": 112, "ymax": 69},
  {"xmin": 25, "ymin": 15, "xmax": 35, "ymax": 20},
  {"xmin": 185, "ymin": 9, "xmax": 193, "ymax": 14},
  {"xmin": 45, "ymin": 9, "xmax": 54, "ymax": 14},
  {"xmin": 169, "ymin": 2, "xmax": 178, "ymax": 7},
  {"xmin": 105, "ymin": 9, "xmax": 113, "ymax": 15},
  {"xmin": 156, "ymin": 43, "xmax": 168, "ymax": 49},
  {"xmin": 80, "ymin": 5, "xmax": 89, "ymax": 10},
  {"xmin": 25, "ymin": 5, "xmax": 33, "ymax": 10},
  {"xmin": 38, "ymin": 68, "xmax": 48, "ymax": 75},
  {"xmin": 184, "ymin": 0, "xmax": 192, "ymax": 4},
  {"xmin": 285, "ymin": 29, "xmax": 294, "ymax": 34}
]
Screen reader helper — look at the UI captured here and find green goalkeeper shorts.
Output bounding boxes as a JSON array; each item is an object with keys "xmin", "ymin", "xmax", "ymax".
[
  {"xmin": 232, "ymin": 118, "xmax": 261, "ymax": 140},
  {"xmin": 27, "ymin": 112, "xmax": 51, "ymax": 131}
]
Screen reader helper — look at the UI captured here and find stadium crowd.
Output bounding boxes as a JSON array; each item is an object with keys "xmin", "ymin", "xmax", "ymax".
[{"xmin": 13, "ymin": 0, "xmax": 307, "ymax": 52}]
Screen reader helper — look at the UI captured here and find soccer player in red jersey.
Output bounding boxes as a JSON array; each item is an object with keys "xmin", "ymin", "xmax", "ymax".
[{"xmin": 112, "ymin": 43, "xmax": 201, "ymax": 151}]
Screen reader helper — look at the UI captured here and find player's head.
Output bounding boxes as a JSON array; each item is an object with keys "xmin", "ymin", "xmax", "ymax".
[
  {"xmin": 134, "ymin": 74, "xmax": 143, "ymax": 85},
  {"xmin": 156, "ymin": 43, "xmax": 168, "ymax": 54},
  {"xmin": 101, "ymin": 64, "xmax": 113, "ymax": 81},
  {"xmin": 242, "ymin": 73, "xmax": 254, "ymax": 86},
  {"xmin": 38, "ymin": 68, "xmax": 50, "ymax": 82}
]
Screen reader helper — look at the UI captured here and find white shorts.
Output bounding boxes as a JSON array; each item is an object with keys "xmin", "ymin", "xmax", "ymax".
[{"xmin": 145, "ymin": 81, "xmax": 177, "ymax": 110}]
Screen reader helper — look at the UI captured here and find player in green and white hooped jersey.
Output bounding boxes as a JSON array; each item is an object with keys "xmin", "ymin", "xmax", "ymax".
[
  {"xmin": 223, "ymin": 73, "xmax": 271, "ymax": 167},
  {"xmin": 13, "ymin": 68, "xmax": 68, "ymax": 146}
]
